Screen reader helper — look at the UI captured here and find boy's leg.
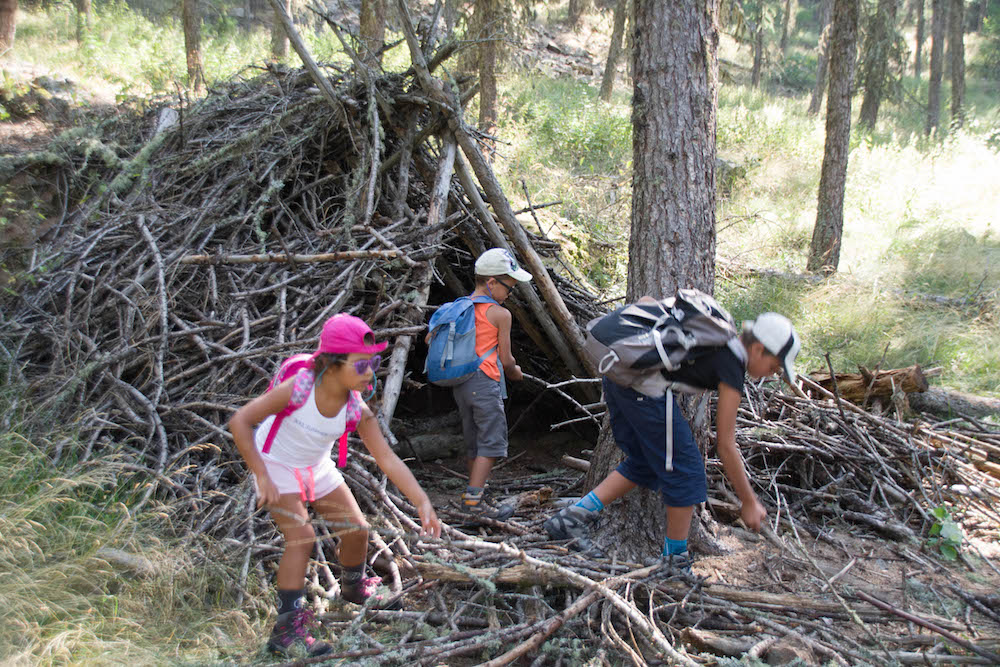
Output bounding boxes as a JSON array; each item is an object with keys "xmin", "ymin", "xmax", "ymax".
[{"xmin": 453, "ymin": 372, "xmax": 513, "ymax": 520}]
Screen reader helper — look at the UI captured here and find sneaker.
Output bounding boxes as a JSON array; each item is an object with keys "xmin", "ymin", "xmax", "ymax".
[
  {"xmin": 543, "ymin": 504, "xmax": 605, "ymax": 557},
  {"xmin": 341, "ymin": 575, "xmax": 402, "ymax": 609},
  {"xmin": 657, "ymin": 550, "xmax": 694, "ymax": 575},
  {"xmin": 459, "ymin": 491, "xmax": 515, "ymax": 521},
  {"xmin": 266, "ymin": 608, "xmax": 333, "ymax": 657}
]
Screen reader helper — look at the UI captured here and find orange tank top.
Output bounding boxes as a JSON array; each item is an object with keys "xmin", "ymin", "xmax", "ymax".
[{"xmin": 474, "ymin": 302, "xmax": 501, "ymax": 381}]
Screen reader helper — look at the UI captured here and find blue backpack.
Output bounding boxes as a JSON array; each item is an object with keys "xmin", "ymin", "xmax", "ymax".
[{"xmin": 425, "ymin": 295, "xmax": 500, "ymax": 386}]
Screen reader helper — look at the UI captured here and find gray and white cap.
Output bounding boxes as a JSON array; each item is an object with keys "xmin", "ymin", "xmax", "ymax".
[
  {"xmin": 749, "ymin": 312, "xmax": 801, "ymax": 382},
  {"xmin": 474, "ymin": 248, "xmax": 533, "ymax": 282}
]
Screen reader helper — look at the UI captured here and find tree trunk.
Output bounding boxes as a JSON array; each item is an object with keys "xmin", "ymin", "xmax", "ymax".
[
  {"xmin": 584, "ymin": 0, "xmax": 719, "ymax": 562},
  {"xmin": 568, "ymin": 0, "xmax": 588, "ymax": 27},
  {"xmin": 779, "ymin": 0, "xmax": 796, "ymax": 54},
  {"xmin": 182, "ymin": 0, "xmax": 205, "ymax": 93},
  {"xmin": 751, "ymin": 19, "xmax": 764, "ymax": 87},
  {"xmin": 359, "ymin": 0, "xmax": 386, "ymax": 66},
  {"xmin": 270, "ymin": 0, "xmax": 291, "ymax": 58},
  {"xmin": 915, "ymin": 0, "xmax": 925, "ymax": 78},
  {"xmin": 75, "ymin": 0, "xmax": 90, "ymax": 43},
  {"xmin": 808, "ymin": 0, "xmax": 833, "ymax": 114},
  {"xmin": 0, "ymin": 0, "xmax": 16, "ymax": 51},
  {"xmin": 943, "ymin": 0, "xmax": 952, "ymax": 78},
  {"xmin": 474, "ymin": 0, "xmax": 500, "ymax": 137},
  {"xmin": 926, "ymin": 0, "xmax": 946, "ymax": 134},
  {"xmin": 949, "ymin": 0, "xmax": 965, "ymax": 126},
  {"xmin": 599, "ymin": 0, "xmax": 628, "ymax": 101},
  {"xmin": 807, "ymin": 0, "xmax": 858, "ymax": 275},
  {"xmin": 858, "ymin": 0, "xmax": 899, "ymax": 129}
]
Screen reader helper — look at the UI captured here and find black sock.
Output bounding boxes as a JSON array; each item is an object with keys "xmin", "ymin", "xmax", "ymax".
[
  {"xmin": 342, "ymin": 563, "xmax": 365, "ymax": 585},
  {"xmin": 277, "ymin": 589, "xmax": 303, "ymax": 615}
]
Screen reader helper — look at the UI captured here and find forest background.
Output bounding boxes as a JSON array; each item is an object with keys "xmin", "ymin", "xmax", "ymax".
[{"xmin": 1, "ymin": 0, "xmax": 999, "ymax": 662}]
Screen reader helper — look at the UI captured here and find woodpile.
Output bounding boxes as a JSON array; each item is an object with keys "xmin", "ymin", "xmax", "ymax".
[{"xmin": 2, "ymin": 3, "xmax": 1000, "ymax": 663}]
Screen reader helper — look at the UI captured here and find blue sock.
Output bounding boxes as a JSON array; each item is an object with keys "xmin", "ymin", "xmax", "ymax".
[
  {"xmin": 575, "ymin": 491, "xmax": 604, "ymax": 513},
  {"xmin": 663, "ymin": 537, "xmax": 687, "ymax": 557}
]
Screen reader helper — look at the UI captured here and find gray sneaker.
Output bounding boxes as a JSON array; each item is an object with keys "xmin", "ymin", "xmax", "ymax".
[
  {"xmin": 543, "ymin": 504, "xmax": 605, "ymax": 557},
  {"xmin": 266, "ymin": 608, "xmax": 332, "ymax": 657},
  {"xmin": 657, "ymin": 550, "xmax": 694, "ymax": 575},
  {"xmin": 459, "ymin": 490, "xmax": 515, "ymax": 521}
]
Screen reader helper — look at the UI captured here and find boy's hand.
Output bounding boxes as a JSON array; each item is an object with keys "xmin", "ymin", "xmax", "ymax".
[
  {"xmin": 740, "ymin": 497, "xmax": 767, "ymax": 532},
  {"xmin": 417, "ymin": 499, "xmax": 442, "ymax": 538},
  {"xmin": 256, "ymin": 473, "xmax": 280, "ymax": 508},
  {"xmin": 508, "ymin": 364, "xmax": 523, "ymax": 381}
]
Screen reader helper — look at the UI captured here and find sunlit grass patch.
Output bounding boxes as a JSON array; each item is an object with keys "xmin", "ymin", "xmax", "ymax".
[{"xmin": 0, "ymin": 430, "xmax": 265, "ymax": 665}]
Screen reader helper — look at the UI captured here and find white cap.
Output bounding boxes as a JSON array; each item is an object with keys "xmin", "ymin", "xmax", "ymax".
[
  {"xmin": 749, "ymin": 312, "xmax": 800, "ymax": 382},
  {"xmin": 474, "ymin": 248, "xmax": 533, "ymax": 282}
]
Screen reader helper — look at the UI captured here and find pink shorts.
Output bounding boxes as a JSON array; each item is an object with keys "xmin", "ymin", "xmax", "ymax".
[{"xmin": 253, "ymin": 455, "xmax": 344, "ymax": 503}]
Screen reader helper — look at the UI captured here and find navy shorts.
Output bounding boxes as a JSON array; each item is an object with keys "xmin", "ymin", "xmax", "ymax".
[
  {"xmin": 603, "ymin": 378, "xmax": 707, "ymax": 507},
  {"xmin": 453, "ymin": 370, "xmax": 508, "ymax": 459}
]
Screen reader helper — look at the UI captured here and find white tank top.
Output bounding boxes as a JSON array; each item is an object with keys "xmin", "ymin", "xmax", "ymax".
[{"xmin": 254, "ymin": 386, "xmax": 347, "ymax": 467}]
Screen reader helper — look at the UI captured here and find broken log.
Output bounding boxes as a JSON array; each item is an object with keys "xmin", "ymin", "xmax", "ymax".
[
  {"xmin": 909, "ymin": 387, "xmax": 1000, "ymax": 420},
  {"xmin": 808, "ymin": 364, "xmax": 930, "ymax": 404}
]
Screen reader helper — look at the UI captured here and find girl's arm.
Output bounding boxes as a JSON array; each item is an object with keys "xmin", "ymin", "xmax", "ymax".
[
  {"xmin": 356, "ymin": 405, "xmax": 442, "ymax": 537},
  {"xmin": 228, "ymin": 380, "xmax": 294, "ymax": 507},
  {"xmin": 715, "ymin": 382, "xmax": 767, "ymax": 531}
]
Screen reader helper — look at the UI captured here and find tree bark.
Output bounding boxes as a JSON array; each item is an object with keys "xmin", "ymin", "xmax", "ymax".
[
  {"xmin": 926, "ymin": 0, "xmax": 946, "ymax": 134},
  {"xmin": 0, "ymin": 0, "xmax": 16, "ymax": 51},
  {"xmin": 472, "ymin": 0, "xmax": 500, "ymax": 136},
  {"xmin": 779, "ymin": 0, "xmax": 796, "ymax": 54},
  {"xmin": 809, "ymin": 365, "xmax": 930, "ymax": 403},
  {"xmin": 915, "ymin": 0, "xmax": 925, "ymax": 78},
  {"xmin": 751, "ymin": 16, "xmax": 764, "ymax": 87},
  {"xmin": 584, "ymin": 0, "xmax": 720, "ymax": 562},
  {"xmin": 858, "ymin": 0, "xmax": 899, "ymax": 129},
  {"xmin": 270, "ymin": 0, "xmax": 291, "ymax": 58},
  {"xmin": 807, "ymin": 0, "xmax": 858, "ymax": 275},
  {"xmin": 182, "ymin": 0, "xmax": 206, "ymax": 93},
  {"xmin": 949, "ymin": 0, "xmax": 965, "ymax": 126},
  {"xmin": 568, "ymin": 0, "xmax": 588, "ymax": 27},
  {"xmin": 599, "ymin": 0, "xmax": 628, "ymax": 101},
  {"xmin": 908, "ymin": 387, "xmax": 1000, "ymax": 420},
  {"xmin": 359, "ymin": 0, "xmax": 386, "ymax": 66},
  {"xmin": 808, "ymin": 0, "xmax": 833, "ymax": 114},
  {"xmin": 75, "ymin": 0, "xmax": 91, "ymax": 43}
]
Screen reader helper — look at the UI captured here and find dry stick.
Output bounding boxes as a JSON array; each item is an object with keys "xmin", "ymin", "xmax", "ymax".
[
  {"xmin": 177, "ymin": 250, "xmax": 400, "ymax": 264},
  {"xmin": 379, "ymin": 134, "xmax": 455, "ymax": 424},
  {"xmin": 855, "ymin": 590, "xmax": 1000, "ymax": 664},
  {"xmin": 265, "ymin": 0, "xmax": 345, "ymax": 118},
  {"xmin": 136, "ymin": 215, "xmax": 168, "ymax": 407}
]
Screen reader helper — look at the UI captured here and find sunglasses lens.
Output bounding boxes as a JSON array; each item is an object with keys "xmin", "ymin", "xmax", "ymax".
[
  {"xmin": 370, "ymin": 355, "xmax": 382, "ymax": 372},
  {"xmin": 354, "ymin": 355, "xmax": 382, "ymax": 374}
]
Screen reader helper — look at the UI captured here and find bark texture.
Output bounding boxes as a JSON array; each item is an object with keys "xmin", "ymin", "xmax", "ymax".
[
  {"xmin": 599, "ymin": 0, "xmax": 628, "ymax": 101},
  {"xmin": 949, "ymin": 0, "xmax": 965, "ymax": 126},
  {"xmin": 858, "ymin": 0, "xmax": 899, "ymax": 129},
  {"xmin": 915, "ymin": 0, "xmax": 925, "ymax": 78},
  {"xmin": 779, "ymin": 0, "xmax": 797, "ymax": 54},
  {"xmin": 807, "ymin": 0, "xmax": 858, "ymax": 275},
  {"xmin": 808, "ymin": 0, "xmax": 833, "ymax": 114},
  {"xmin": 182, "ymin": 0, "xmax": 205, "ymax": 92},
  {"xmin": 926, "ymin": 0, "xmax": 946, "ymax": 134},
  {"xmin": 359, "ymin": 0, "xmax": 387, "ymax": 66},
  {"xmin": 472, "ymin": 0, "xmax": 501, "ymax": 135},
  {"xmin": 270, "ymin": 0, "xmax": 291, "ymax": 58},
  {"xmin": 0, "ymin": 0, "xmax": 16, "ymax": 51},
  {"xmin": 584, "ymin": 0, "xmax": 719, "ymax": 561},
  {"xmin": 75, "ymin": 0, "xmax": 91, "ymax": 43}
]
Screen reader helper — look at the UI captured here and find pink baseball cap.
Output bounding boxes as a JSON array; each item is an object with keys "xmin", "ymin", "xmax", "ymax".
[{"xmin": 317, "ymin": 314, "xmax": 388, "ymax": 355}]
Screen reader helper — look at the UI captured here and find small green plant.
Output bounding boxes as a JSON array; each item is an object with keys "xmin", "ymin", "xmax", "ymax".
[{"xmin": 928, "ymin": 505, "xmax": 964, "ymax": 560}]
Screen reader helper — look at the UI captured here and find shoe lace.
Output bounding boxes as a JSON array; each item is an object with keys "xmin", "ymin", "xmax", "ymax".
[{"xmin": 357, "ymin": 575, "xmax": 383, "ymax": 600}]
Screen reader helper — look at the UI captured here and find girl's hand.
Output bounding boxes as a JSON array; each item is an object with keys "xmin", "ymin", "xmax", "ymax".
[
  {"xmin": 417, "ymin": 499, "xmax": 441, "ymax": 538},
  {"xmin": 740, "ymin": 497, "xmax": 767, "ymax": 532},
  {"xmin": 256, "ymin": 473, "xmax": 281, "ymax": 508}
]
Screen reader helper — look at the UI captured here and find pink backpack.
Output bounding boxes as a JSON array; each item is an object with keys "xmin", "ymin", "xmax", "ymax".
[{"xmin": 261, "ymin": 353, "xmax": 365, "ymax": 467}]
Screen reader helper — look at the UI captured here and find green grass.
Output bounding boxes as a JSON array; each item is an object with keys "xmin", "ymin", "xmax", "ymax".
[{"xmin": 0, "ymin": 425, "xmax": 266, "ymax": 664}]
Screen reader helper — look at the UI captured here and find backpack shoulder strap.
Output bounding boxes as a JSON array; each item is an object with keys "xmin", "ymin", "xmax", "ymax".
[
  {"xmin": 336, "ymin": 390, "xmax": 365, "ymax": 468},
  {"xmin": 261, "ymin": 368, "xmax": 316, "ymax": 454}
]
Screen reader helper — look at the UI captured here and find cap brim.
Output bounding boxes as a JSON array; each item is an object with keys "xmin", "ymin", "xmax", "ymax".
[
  {"xmin": 366, "ymin": 341, "xmax": 389, "ymax": 354},
  {"xmin": 510, "ymin": 268, "xmax": 532, "ymax": 282},
  {"xmin": 782, "ymin": 359, "xmax": 796, "ymax": 384}
]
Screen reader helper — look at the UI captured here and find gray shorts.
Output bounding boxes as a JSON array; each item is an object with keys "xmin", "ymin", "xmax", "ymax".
[{"xmin": 453, "ymin": 370, "xmax": 508, "ymax": 459}]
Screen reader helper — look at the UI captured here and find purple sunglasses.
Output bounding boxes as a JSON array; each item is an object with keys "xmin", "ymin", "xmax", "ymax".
[{"xmin": 353, "ymin": 355, "xmax": 382, "ymax": 375}]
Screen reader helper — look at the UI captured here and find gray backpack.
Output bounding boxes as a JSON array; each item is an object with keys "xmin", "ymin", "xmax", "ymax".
[{"xmin": 583, "ymin": 288, "xmax": 739, "ymax": 398}]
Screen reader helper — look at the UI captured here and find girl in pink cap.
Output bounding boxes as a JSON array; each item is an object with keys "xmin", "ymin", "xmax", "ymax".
[{"xmin": 229, "ymin": 314, "xmax": 441, "ymax": 657}]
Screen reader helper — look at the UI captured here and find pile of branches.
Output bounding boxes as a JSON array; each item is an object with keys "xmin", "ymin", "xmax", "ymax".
[{"xmin": 3, "ymin": 2, "xmax": 1000, "ymax": 664}]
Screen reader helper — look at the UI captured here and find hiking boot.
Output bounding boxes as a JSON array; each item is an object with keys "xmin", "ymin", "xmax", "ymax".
[
  {"xmin": 341, "ymin": 574, "xmax": 402, "ymax": 609},
  {"xmin": 266, "ymin": 608, "xmax": 333, "ymax": 658},
  {"xmin": 543, "ymin": 504, "xmax": 605, "ymax": 557},
  {"xmin": 458, "ymin": 490, "xmax": 515, "ymax": 521}
]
